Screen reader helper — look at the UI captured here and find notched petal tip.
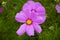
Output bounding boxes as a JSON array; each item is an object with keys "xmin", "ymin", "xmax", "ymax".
[
  {"xmin": 33, "ymin": 23, "xmax": 42, "ymax": 33},
  {"xmin": 15, "ymin": 11, "xmax": 26, "ymax": 22},
  {"xmin": 16, "ymin": 31, "xmax": 22, "ymax": 36},
  {"xmin": 16, "ymin": 24, "xmax": 26, "ymax": 36},
  {"xmin": 26, "ymin": 25, "xmax": 34, "ymax": 36},
  {"xmin": 27, "ymin": 32, "xmax": 34, "ymax": 36}
]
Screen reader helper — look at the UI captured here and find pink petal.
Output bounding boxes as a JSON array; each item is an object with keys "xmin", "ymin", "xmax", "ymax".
[
  {"xmin": 35, "ymin": 2, "xmax": 43, "ymax": 9},
  {"xmin": 55, "ymin": 4, "xmax": 60, "ymax": 13},
  {"xmin": 26, "ymin": 25, "xmax": 34, "ymax": 36},
  {"xmin": 29, "ymin": 0, "xmax": 33, "ymax": 1},
  {"xmin": 29, "ymin": 12, "xmax": 37, "ymax": 20},
  {"xmin": 23, "ymin": 10, "xmax": 31, "ymax": 18},
  {"xmin": 33, "ymin": 2, "xmax": 46, "ymax": 16},
  {"xmin": 34, "ymin": 16, "xmax": 46, "ymax": 24},
  {"xmin": 28, "ymin": 0, "xmax": 32, "ymax": 1},
  {"xmin": 23, "ymin": 10, "xmax": 36, "ymax": 20},
  {"xmin": 22, "ymin": 1, "xmax": 35, "ymax": 11},
  {"xmin": 15, "ymin": 11, "xmax": 27, "ymax": 22},
  {"xmin": 33, "ymin": 23, "xmax": 42, "ymax": 33},
  {"xmin": 0, "ymin": 8, "xmax": 3, "ymax": 13},
  {"xmin": 36, "ymin": 6, "xmax": 46, "ymax": 15},
  {"xmin": 16, "ymin": 24, "xmax": 26, "ymax": 36}
]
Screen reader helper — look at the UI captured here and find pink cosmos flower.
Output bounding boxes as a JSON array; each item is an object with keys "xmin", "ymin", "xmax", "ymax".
[
  {"xmin": 22, "ymin": 1, "xmax": 46, "ymax": 16},
  {"xmin": 28, "ymin": 0, "xmax": 33, "ymax": 1},
  {"xmin": 0, "ymin": 7, "xmax": 3, "ymax": 13},
  {"xmin": 15, "ymin": 10, "xmax": 46, "ymax": 36},
  {"xmin": 55, "ymin": 4, "xmax": 60, "ymax": 13}
]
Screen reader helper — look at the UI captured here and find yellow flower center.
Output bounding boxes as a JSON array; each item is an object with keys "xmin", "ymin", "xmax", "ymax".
[{"xmin": 26, "ymin": 19, "xmax": 32, "ymax": 25}]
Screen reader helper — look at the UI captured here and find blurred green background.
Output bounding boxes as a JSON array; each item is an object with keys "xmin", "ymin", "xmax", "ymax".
[{"xmin": 0, "ymin": 0, "xmax": 60, "ymax": 40}]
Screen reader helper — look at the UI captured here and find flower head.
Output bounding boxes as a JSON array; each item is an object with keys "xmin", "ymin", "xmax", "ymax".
[
  {"xmin": 55, "ymin": 4, "xmax": 60, "ymax": 13},
  {"xmin": 15, "ymin": 10, "xmax": 46, "ymax": 36},
  {"xmin": 28, "ymin": 0, "xmax": 33, "ymax": 1},
  {"xmin": 22, "ymin": 1, "xmax": 46, "ymax": 16},
  {"xmin": 0, "ymin": 7, "xmax": 3, "ymax": 13},
  {"xmin": 15, "ymin": 1, "xmax": 46, "ymax": 36}
]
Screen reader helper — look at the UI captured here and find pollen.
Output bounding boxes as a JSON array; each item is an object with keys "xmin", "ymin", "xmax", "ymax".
[{"xmin": 26, "ymin": 19, "xmax": 32, "ymax": 25}]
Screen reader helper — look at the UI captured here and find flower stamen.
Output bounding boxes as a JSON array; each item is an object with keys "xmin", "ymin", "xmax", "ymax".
[{"xmin": 26, "ymin": 19, "xmax": 32, "ymax": 25}]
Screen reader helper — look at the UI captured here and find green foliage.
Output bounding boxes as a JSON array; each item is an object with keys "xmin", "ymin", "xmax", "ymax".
[{"xmin": 0, "ymin": 0, "xmax": 60, "ymax": 40}]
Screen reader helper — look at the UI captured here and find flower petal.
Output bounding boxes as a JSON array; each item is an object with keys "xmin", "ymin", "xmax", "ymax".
[
  {"xmin": 34, "ymin": 16, "xmax": 46, "ymax": 24},
  {"xmin": 35, "ymin": 2, "xmax": 46, "ymax": 15},
  {"xmin": 30, "ymin": 12, "xmax": 37, "ymax": 20},
  {"xmin": 55, "ymin": 4, "xmax": 60, "ymax": 13},
  {"xmin": 15, "ymin": 11, "xmax": 27, "ymax": 22},
  {"xmin": 22, "ymin": 1, "xmax": 35, "ymax": 10},
  {"xmin": 23, "ymin": 10, "xmax": 31, "ymax": 18},
  {"xmin": 0, "ymin": 8, "xmax": 3, "ymax": 13},
  {"xmin": 33, "ymin": 23, "xmax": 42, "ymax": 33},
  {"xmin": 23, "ymin": 10, "xmax": 36, "ymax": 20},
  {"xmin": 35, "ymin": 2, "xmax": 43, "ymax": 9},
  {"xmin": 16, "ymin": 24, "xmax": 26, "ymax": 36},
  {"xmin": 26, "ymin": 25, "xmax": 34, "ymax": 36},
  {"xmin": 36, "ymin": 7, "xmax": 46, "ymax": 15}
]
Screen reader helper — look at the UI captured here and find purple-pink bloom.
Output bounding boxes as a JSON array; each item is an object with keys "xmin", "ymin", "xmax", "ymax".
[
  {"xmin": 22, "ymin": 1, "xmax": 46, "ymax": 16},
  {"xmin": 15, "ymin": 1, "xmax": 46, "ymax": 36},
  {"xmin": 28, "ymin": 0, "xmax": 33, "ymax": 1},
  {"xmin": 55, "ymin": 4, "xmax": 60, "ymax": 13},
  {"xmin": 15, "ymin": 10, "xmax": 46, "ymax": 36},
  {"xmin": 0, "ymin": 7, "xmax": 3, "ymax": 13}
]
